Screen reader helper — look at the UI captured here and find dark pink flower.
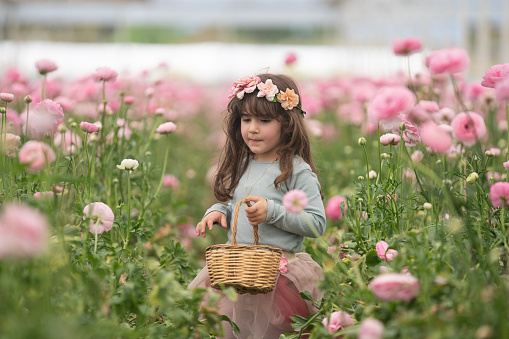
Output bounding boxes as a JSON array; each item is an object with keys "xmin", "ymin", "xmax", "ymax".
[
  {"xmin": 278, "ymin": 255, "xmax": 288, "ymax": 273},
  {"xmin": 283, "ymin": 189, "xmax": 308, "ymax": 214},
  {"xmin": 427, "ymin": 47, "xmax": 470, "ymax": 74},
  {"xmin": 80, "ymin": 121, "xmax": 99, "ymax": 134},
  {"xmin": 481, "ymin": 63, "xmax": 509, "ymax": 88},
  {"xmin": 19, "ymin": 141, "xmax": 56, "ymax": 171},
  {"xmin": 367, "ymin": 86, "xmax": 415, "ymax": 124},
  {"xmin": 392, "ymin": 37, "xmax": 423, "ymax": 56},
  {"xmin": 229, "ymin": 75, "xmax": 261, "ymax": 99},
  {"xmin": 380, "ymin": 133, "xmax": 401, "ymax": 146},
  {"xmin": 358, "ymin": 317, "xmax": 384, "ymax": 339},
  {"xmin": 156, "ymin": 122, "xmax": 177, "ymax": 134},
  {"xmin": 35, "ymin": 59, "xmax": 58, "ymax": 75},
  {"xmin": 376, "ymin": 241, "xmax": 398, "ymax": 262},
  {"xmin": 284, "ymin": 52, "xmax": 298, "ymax": 65},
  {"xmin": 421, "ymin": 122, "xmax": 452, "ymax": 154},
  {"xmin": 495, "ymin": 76, "xmax": 509, "ymax": 102},
  {"xmin": 94, "ymin": 67, "xmax": 118, "ymax": 82},
  {"xmin": 0, "ymin": 203, "xmax": 49, "ymax": 259},
  {"xmin": 369, "ymin": 273, "xmax": 419, "ymax": 301},
  {"xmin": 325, "ymin": 195, "xmax": 347, "ymax": 221},
  {"xmin": 489, "ymin": 182, "xmax": 509, "ymax": 208},
  {"xmin": 83, "ymin": 202, "xmax": 115, "ymax": 234},
  {"xmin": 322, "ymin": 311, "xmax": 354, "ymax": 334},
  {"xmin": 450, "ymin": 112, "xmax": 487, "ymax": 147}
]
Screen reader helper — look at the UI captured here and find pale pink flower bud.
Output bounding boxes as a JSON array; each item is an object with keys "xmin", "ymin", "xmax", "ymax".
[
  {"xmin": 325, "ymin": 195, "xmax": 347, "ymax": 221},
  {"xmin": 321, "ymin": 311, "xmax": 354, "ymax": 334},
  {"xmin": 19, "ymin": 140, "xmax": 56, "ymax": 171},
  {"xmin": 411, "ymin": 150, "xmax": 424, "ymax": 162},
  {"xmin": 369, "ymin": 273, "xmax": 420, "ymax": 301},
  {"xmin": 35, "ymin": 59, "xmax": 58, "ymax": 75},
  {"xmin": 392, "ymin": 37, "xmax": 423, "ymax": 56},
  {"xmin": 80, "ymin": 121, "xmax": 99, "ymax": 134},
  {"xmin": 380, "ymin": 133, "xmax": 401, "ymax": 146},
  {"xmin": 156, "ymin": 122, "xmax": 177, "ymax": 134},
  {"xmin": 358, "ymin": 317, "xmax": 384, "ymax": 339},
  {"xmin": 124, "ymin": 96, "xmax": 134, "ymax": 104},
  {"xmin": 83, "ymin": 202, "xmax": 114, "ymax": 234},
  {"xmin": 282, "ymin": 189, "xmax": 308, "ymax": 214},
  {"xmin": 0, "ymin": 93, "xmax": 14, "ymax": 103}
]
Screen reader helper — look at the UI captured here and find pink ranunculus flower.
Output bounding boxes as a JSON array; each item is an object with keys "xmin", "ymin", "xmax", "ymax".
[
  {"xmin": 34, "ymin": 191, "xmax": 55, "ymax": 200},
  {"xmin": 83, "ymin": 202, "xmax": 115, "ymax": 235},
  {"xmin": 229, "ymin": 75, "xmax": 261, "ymax": 99},
  {"xmin": 325, "ymin": 195, "xmax": 347, "ymax": 221},
  {"xmin": 503, "ymin": 161, "xmax": 509, "ymax": 169},
  {"xmin": 0, "ymin": 92, "xmax": 14, "ymax": 102},
  {"xmin": 427, "ymin": 47, "xmax": 470, "ymax": 74},
  {"xmin": 489, "ymin": 182, "xmax": 509, "ymax": 208},
  {"xmin": 0, "ymin": 203, "xmax": 49, "ymax": 259},
  {"xmin": 80, "ymin": 121, "xmax": 99, "ymax": 134},
  {"xmin": 358, "ymin": 317, "xmax": 385, "ymax": 339},
  {"xmin": 0, "ymin": 133, "xmax": 21, "ymax": 157},
  {"xmin": 410, "ymin": 150, "xmax": 424, "ymax": 162},
  {"xmin": 284, "ymin": 52, "xmax": 298, "ymax": 65},
  {"xmin": 257, "ymin": 79, "xmax": 279, "ymax": 102},
  {"xmin": 124, "ymin": 95, "xmax": 134, "ymax": 104},
  {"xmin": 282, "ymin": 189, "xmax": 308, "ymax": 214},
  {"xmin": 321, "ymin": 311, "xmax": 355, "ymax": 334},
  {"xmin": 369, "ymin": 273, "xmax": 420, "ymax": 301},
  {"xmin": 450, "ymin": 112, "xmax": 487, "ymax": 147},
  {"xmin": 93, "ymin": 67, "xmax": 118, "ymax": 82},
  {"xmin": 19, "ymin": 140, "xmax": 56, "ymax": 172},
  {"xmin": 495, "ymin": 76, "xmax": 509, "ymax": 102},
  {"xmin": 156, "ymin": 122, "xmax": 177, "ymax": 134},
  {"xmin": 392, "ymin": 37, "xmax": 423, "ymax": 56},
  {"xmin": 24, "ymin": 99, "xmax": 64, "ymax": 139},
  {"xmin": 278, "ymin": 255, "xmax": 288, "ymax": 273},
  {"xmin": 420, "ymin": 122, "xmax": 452, "ymax": 154},
  {"xmin": 376, "ymin": 241, "xmax": 399, "ymax": 262},
  {"xmin": 367, "ymin": 86, "xmax": 416, "ymax": 124},
  {"xmin": 481, "ymin": 63, "xmax": 509, "ymax": 88},
  {"xmin": 35, "ymin": 59, "xmax": 58, "ymax": 75},
  {"xmin": 393, "ymin": 116, "xmax": 421, "ymax": 147},
  {"xmin": 162, "ymin": 174, "xmax": 180, "ymax": 188},
  {"xmin": 380, "ymin": 133, "xmax": 401, "ymax": 146}
]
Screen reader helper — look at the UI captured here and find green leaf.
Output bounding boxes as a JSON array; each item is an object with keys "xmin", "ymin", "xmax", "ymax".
[{"xmin": 365, "ymin": 249, "xmax": 381, "ymax": 266}]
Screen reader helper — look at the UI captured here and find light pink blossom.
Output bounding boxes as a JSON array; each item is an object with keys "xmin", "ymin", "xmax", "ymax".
[
  {"xmin": 80, "ymin": 121, "xmax": 99, "ymax": 134},
  {"xmin": 380, "ymin": 133, "xmax": 401, "ymax": 146},
  {"xmin": 392, "ymin": 37, "xmax": 423, "ymax": 56},
  {"xmin": 0, "ymin": 203, "xmax": 49, "ymax": 259},
  {"xmin": 481, "ymin": 63, "xmax": 509, "ymax": 88},
  {"xmin": 410, "ymin": 150, "xmax": 424, "ymax": 162},
  {"xmin": 489, "ymin": 182, "xmax": 509, "ymax": 208},
  {"xmin": 427, "ymin": 47, "xmax": 470, "ymax": 74},
  {"xmin": 35, "ymin": 59, "xmax": 58, "ymax": 75},
  {"xmin": 229, "ymin": 75, "xmax": 261, "ymax": 99},
  {"xmin": 0, "ymin": 133, "xmax": 21, "ymax": 157},
  {"xmin": 495, "ymin": 76, "xmax": 509, "ymax": 102},
  {"xmin": 282, "ymin": 189, "xmax": 308, "ymax": 214},
  {"xmin": 0, "ymin": 93, "xmax": 14, "ymax": 102},
  {"xmin": 83, "ymin": 202, "xmax": 115, "ymax": 234},
  {"xmin": 369, "ymin": 273, "xmax": 420, "ymax": 301},
  {"xmin": 257, "ymin": 79, "xmax": 279, "ymax": 101},
  {"xmin": 393, "ymin": 116, "xmax": 421, "ymax": 147},
  {"xmin": 156, "ymin": 122, "xmax": 177, "ymax": 134},
  {"xmin": 34, "ymin": 191, "xmax": 55, "ymax": 200},
  {"xmin": 54, "ymin": 130, "xmax": 82, "ymax": 155},
  {"xmin": 124, "ymin": 96, "xmax": 134, "ymax": 104},
  {"xmin": 376, "ymin": 241, "xmax": 399, "ymax": 262},
  {"xmin": 93, "ymin": 67, "xmax": 118, "ymax": 82},
  {"xmin": 19, "ymin": 140, "xmax": 56, "ymax": 171},
  {"xmin": 450, "ymin": 112, "xmax": 487, "ymax": 147},
  {"xmin": 321, "ymin": 311, "xmax": 355, "ymax": 334},
  {"xmin": 367, "ymin": 86, "xmax": 415, "ymax": 124},
  {"xmin": 24, "ymin": 99, "xmax": 64, "ymax": 139},
  {"xmin": 278, "ymin": 255, "xmax": 288, "ymax": 273},
  {"xmin": 162, "ymin": 174, "xmax": 180, "ymax": 188},
  {"xmin": 358, "ymin": 317, "xmax": 384, "ymax": 339},
  {"xmin": 325, "ymin": 195, "xmax": 347, "ymax": 221},
  {"xmin": 420, "ymin": 122, "xmax": 452, "ymax": 154},
  {"xmin": 503, "ymin": 161, "xmax": 509, "ymax": 169}
]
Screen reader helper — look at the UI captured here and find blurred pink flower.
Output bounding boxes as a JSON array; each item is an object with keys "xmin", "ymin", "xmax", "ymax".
[
  {"xmin": 257, "ymin": 79, "xmax": 279, "ymax": 101},
  {"xmin": 321, "ymin": 311, "xmax": 354, "ymax": 334},
  {"xmin": 465, "ymin": 83, "xmax": 487, "ymax": 101},
  {"xmin": 229, "ymin": 75, "xmax": 261, "ymax": 99},
  {"xmin": 80, "ymin": 121, "xmax": 99, "ymax": 134},
  {"xmin": 358, "ymin": 317, "xmax": 384, "ymax": 339},
  {"xmin": 325, "ymin": 195, "xmax": 347, "ymax": 221},
  {"xmin": 94, "ymin": 67, "xmax": 118, "ymax": 82},
  {"xmin": 369, "ymin": 273, "xmax": 419, "ymax": 301},
  {"xmin": 367, "ymin": 86, "xmax": 415, "ymax": 124},
  {"xmin": 503, "ymin": 161, "xmax": 509, "ymax": 169},
  {"xmin": 124, "ymin": 95, "xmax": 134, "ymax": 104},
  {"xmin": 278, "ymin": 255, "xmax": 288, "ymax": 273},
  {"xmin": 376, "ymin": 241, "xmax": 399, "ymax": 262},
  {"xmin": 327, "ymin": 246, "xmax": 336, "ymax": 254},
  {"xmin": 283, "ymin": 189, "xmax": 308, "ymax": 214},
  {"xmin": 427, "ymin": 47, "xmax": 469, "ymax": 74},
  {"xmin": 284, "ymin": 52, "xmax": 298, "ymax": 65},
  {"xmin": 24, "ymin": 99, "xmax": 64, "ymax": 139},
  {"xmin": 156, "ymin": 122, "xmax": 177, "ymax": 134},
  {"xmin": 54, "ymin": 130, "xmax": 82, "ymax": 155},
  {"xmin": 489, "ymin": 182, "xmax": 509, "ymax": 208},
  {"xmin": 83, "ymin": 202, "xmax": 115, "ymax": 234},
  {"xmin": 410, "ymin": 150, "xmax": 424, "ymax": 162},
  {"xmin": 495, "ymin": 76, "xmax": 509, "ymax": 102},
  {"xmin": 162, "ymin": 174, "xmax": 180, "ymax": 188},
  {"xmin": 393, "ymin": 116, "xmax": 421, "ymax": 147},
  {"xmin": 481, "ymin": 63, "xmax": 509, "ymax": 88},
  {"xmin": 0, "ymin": 203, "xmax": 49, "ymax": 259},
  {"xmin": 0, "ymin": 92, "xmax": 14, "ymax": 102},
  {"xmin": 19, "ymin": 140, "xmax": 56, "ymax": 171},
  {"xmin": 0, "ymin": 133, "xmax": 21, "ymax": 157},
  {"xmin": 380, "ymin": 133, "xmax": 401, "ymax": 146},
  {"xmin": 35, "ymin": 59, "xmax": 58, "ymax": 75},
  {"xmin": 420, "ymin": 122, "xmax": 452, "ymax": 154},
  {"xmin": 450, "ymin": 112, "xmax": 487, "ymax": 147},
  {"xmin": 34, "ymin": 191, "xmax": 55, "ymax": 200},
  {"xmin": 392, "ymin": 37, "xmax": 423, "ymax": 56},
  {"xmin": 53, "ymin": 96, "xmax": 74, "ymax": 111},
  {"xmin": 433, "ymin": 107, "xmax": 455, "ymax": 124}
]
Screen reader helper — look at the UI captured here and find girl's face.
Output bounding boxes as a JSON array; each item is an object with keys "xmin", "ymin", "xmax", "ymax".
[{"xmin": 240, "ymin": 113, "xmax": 282, "ymax": 162}]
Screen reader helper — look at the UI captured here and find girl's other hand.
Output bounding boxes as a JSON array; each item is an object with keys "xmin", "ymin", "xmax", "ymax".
[
  {"xmin": 196, "ymin": 211, "xmax": 227, "ymax": 237},
  {"xmin": 245, "ymin": 195, "xmax": 268, "ymax": 226}
]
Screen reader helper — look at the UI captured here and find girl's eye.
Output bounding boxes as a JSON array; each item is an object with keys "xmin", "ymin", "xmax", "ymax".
[
  {"xmin": 242, "ymin": 118, "xmax": 250, "ymax": 122},
  {"xmin": 261, "ymin": 119, "xmax": 271, "ymax": 123}
]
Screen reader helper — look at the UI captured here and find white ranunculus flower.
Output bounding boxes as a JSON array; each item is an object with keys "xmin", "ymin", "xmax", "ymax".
[{"xmin": 117, "ymin": 159, "xmax": 139, "ymax": 171}]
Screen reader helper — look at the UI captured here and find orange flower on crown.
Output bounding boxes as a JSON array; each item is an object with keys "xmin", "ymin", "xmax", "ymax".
[{"xmin": 277, "ymin": 88, "xmax": 299, "ymax": 110}]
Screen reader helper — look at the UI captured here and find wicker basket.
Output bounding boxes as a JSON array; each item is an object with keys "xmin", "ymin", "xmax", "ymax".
[{"xmin": 205, "ymin": 197, "xmax": 283, "ymax": 295}]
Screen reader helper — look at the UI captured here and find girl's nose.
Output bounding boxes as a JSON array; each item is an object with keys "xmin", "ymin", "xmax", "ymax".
[{"xmin": 248, "ymin": 121, "xmax": 259, "ymax": 133}]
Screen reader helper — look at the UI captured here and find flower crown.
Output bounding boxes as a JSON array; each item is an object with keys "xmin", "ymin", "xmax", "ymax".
[{"xmin": 228, "ymin": 75, "xmax": 305, "ymax": 116}]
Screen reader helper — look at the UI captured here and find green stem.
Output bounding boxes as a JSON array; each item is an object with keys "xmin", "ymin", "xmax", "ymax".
[
  {"xmin": 94, "ymin": 228, "xmax": 98, "ymax": 255},
  {"xmin": 361, "ymin": 144, "xmax": 376, "ymax": 235},
  {"xmin": 25, "ymin": 103, "xmax": 30, "ymax": 141},
  {"xmin": 124, "ymin": 172, "xmax": 132, "ymax": 249}
]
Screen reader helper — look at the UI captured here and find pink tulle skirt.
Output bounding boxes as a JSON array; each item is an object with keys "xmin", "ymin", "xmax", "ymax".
[{"xmin": 188, "ymin": 252, "xmax": 323, "ymax": 339}]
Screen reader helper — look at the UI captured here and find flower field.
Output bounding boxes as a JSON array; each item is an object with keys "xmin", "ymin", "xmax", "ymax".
[{"xmin": 1, "ymin": 40, "xmax": 509, "ymax": 338}]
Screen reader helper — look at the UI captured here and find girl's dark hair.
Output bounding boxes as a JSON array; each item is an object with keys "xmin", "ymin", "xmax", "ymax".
[{"xmin": 213, "ymin": 73, "xmax": 318, "ymax": 202}]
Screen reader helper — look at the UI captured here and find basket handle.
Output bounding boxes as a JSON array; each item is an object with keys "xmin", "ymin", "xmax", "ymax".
[{"xmin": 231, "ymin": 197, "xmax": 259, "ymax": 246}]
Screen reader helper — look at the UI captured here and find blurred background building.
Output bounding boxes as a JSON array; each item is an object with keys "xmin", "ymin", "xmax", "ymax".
[{"xmin": 0, "ymin": 0, "xmax": 508, "ymax": 82}]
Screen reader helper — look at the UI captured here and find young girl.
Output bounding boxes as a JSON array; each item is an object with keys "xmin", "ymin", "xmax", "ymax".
[{"xmin": 189, "ymin": 73, "xmax": 326, "ymax": 338}]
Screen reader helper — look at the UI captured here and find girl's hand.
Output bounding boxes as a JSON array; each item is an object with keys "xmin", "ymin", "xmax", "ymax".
[
  {"xmin": 245, "ymin": 195, "xmax": 268, "ymax": 226},
  {"xmin": 196, "ymin": 211, "xmax": 227, "ymax": 237}
]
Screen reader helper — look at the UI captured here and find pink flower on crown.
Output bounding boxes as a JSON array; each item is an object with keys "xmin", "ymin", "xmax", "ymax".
[
  {"xmin": 277, "ymin": 88, "xmax": 300, "ymax": 110},
  {"xmin": 257, "ymin": 79, "xmax": 279, "ymax": 101},
  {"xmin": 481, "ymin": 63, "xmax": 509, "ymax": 88},
  {"xmin": 392, "ymin": 37, "xmax": 423, "ymax": 56},
  {"xmin": 229, "ymin": 75, "xmax": 261, "ymax": 99}
]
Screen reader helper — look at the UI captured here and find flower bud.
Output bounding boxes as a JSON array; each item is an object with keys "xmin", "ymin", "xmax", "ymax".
[
  {"xmin": 399, "ymin": 123, "xmax": 407, "ymax": 131},
  {"xmin": 381, "ymin": 152, "xmax": 391, "ymax": 159},
  {"xmin": 24, "ymin": 95, "xmax": 32, "ymax": 104},
  {"xmin": 358, "ymin": 176, "xmax": 364, "ymax": 181},
  {"xmin": 436, "ymin": 159, "xmax": 442, "ymax": 165},
  {"xmin": 57, "ymin": 124, "xmax": 67, "ymax": 133},
  {"xmin": 0, "ymin": 107, "xmax": 5, "ymax": 114},
  {"xmin": 466, "ymin": 172, "xmax": 479, "ymax": 184},
  {"xmin": 442, "ymin": 179, "xmax": 452, "ymax": 186},
  {"xmin": 485, "ymin": 150, "xmax": 495, "ymax": 157},
  {"xmin": 145, "ymin": 151, "xmax": 152, "ymax": 156},
  {"xmin": 70, "ymin": 122, "xmax": 77, "ymax": 128},
  {"xmin": 357, "ymin": 198, "xmax": 364, "ymax": 203},
  {"xmin": 358, "ymin": 137, "xmax": 366, "ymax": 146},
  {"xmin": 113, "ymin": 178, "xmax": 119, "ymax": 184},
  {"xmin": 368, "ymin": 170, "xmax": 377, "ymax": 179},
  {"xmin": 423, "ymin": 202, "xmax": 432, "ymax": 210},
  {"xmin": 89, "ymin": 134, "xmax": 98, "ymax": 142}
]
